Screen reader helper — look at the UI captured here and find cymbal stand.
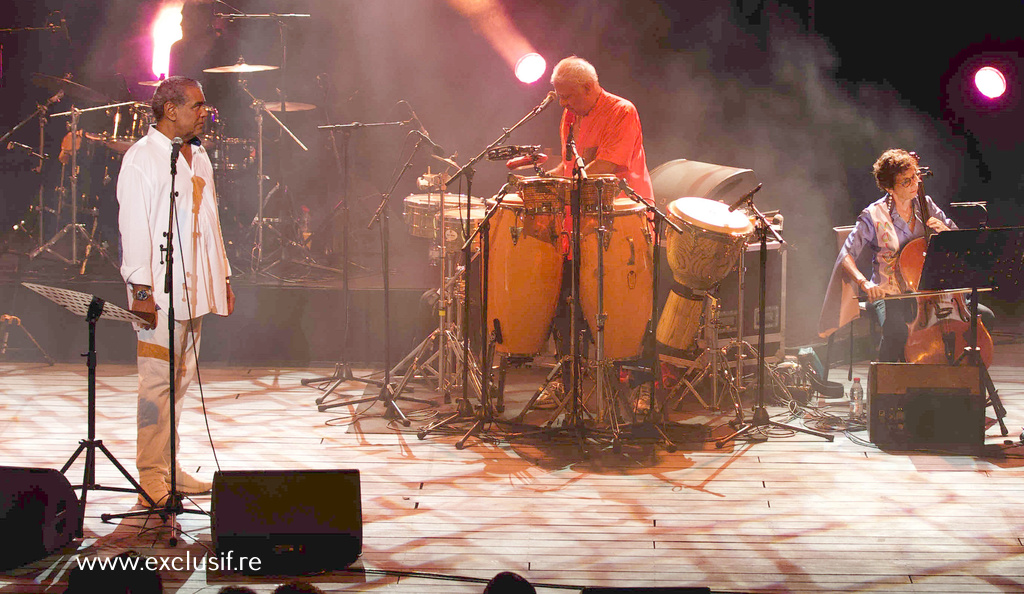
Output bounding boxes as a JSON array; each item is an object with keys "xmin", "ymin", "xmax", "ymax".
[
  {"xmin": 31, "ymin": 102, "xmax": 131, "ymax": 268},
  {"xmin": 1, "ymin": 89, "xmax": 63, "ymax": 249},
  {"xmin": 716, "ymin": 193, "xmax": 833, "ymax": 447},
  {"xmin": 236, "ymin": 80, "xmax": 308, "ymax": 274}
]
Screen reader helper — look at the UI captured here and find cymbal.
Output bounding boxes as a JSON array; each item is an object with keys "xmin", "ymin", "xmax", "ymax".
[
  {"xmin": 203, "ymin": 61, "xmax": 279, "ymax": 74},
  {"xmin": 264, "ymin": 101, "xmax": 316, "ymax": 112},
  {"xmin": 138, "ymin": 80, "xmax": 163, "ymax": 87},
  {"xmin": 31, "ymin": 73, "xmax": 109, "ymax": 103}
]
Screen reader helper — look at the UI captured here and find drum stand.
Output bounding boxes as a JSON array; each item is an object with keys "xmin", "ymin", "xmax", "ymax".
[
  {"xmin": 30, "ymin": 104, "xmax": 123, "ymax": 270},
  {"xmin": 416, "ymin": 95, "xmax": 555, "ymax": 449},
  {"xmin": 716, "ymin": 192, "xmax": 833, "ymax": 447}
]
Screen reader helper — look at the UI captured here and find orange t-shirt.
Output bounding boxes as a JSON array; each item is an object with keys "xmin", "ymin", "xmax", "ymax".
[
  {"xmin": 559, "ymin": 89, "xmax": 653, "ymax": 200},
  {"xmin": 557, "ymin": 90, "xmax": 653, "ymax": 256}
]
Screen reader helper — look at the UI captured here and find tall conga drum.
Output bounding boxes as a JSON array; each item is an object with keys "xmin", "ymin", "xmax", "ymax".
[
  {"xmin": 487, "ymin": 178, "xmax": 567, "ymax": 356},
  {"xmin": 656, "ymin": 197, "xmax": 753, "ymax": 355},
  {"xmin": 579, "ymin": 176, "xmax": 654, "ymax": 361}
]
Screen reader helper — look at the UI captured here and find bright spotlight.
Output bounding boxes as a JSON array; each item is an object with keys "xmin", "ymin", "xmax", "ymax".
[
  {"xmin": 151, "ymin": 3, "xmax": 184, "ymax": 79},
  {"xmin": 974, "ymin": 66, "xmax": 1007, "ymax": 99},
  {"xmin": 515, "ymin": 53, "xmax": 547, "ymax": 84}
]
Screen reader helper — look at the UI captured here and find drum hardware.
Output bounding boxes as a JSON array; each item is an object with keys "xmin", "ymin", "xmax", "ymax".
[
  {"xmin": 0, "ymin": 86, "xmax": 64, "ymax": 251},
  {"xmin": 716, "ymin": 188, "xmax": 834, "ymax": 447},
  {"xmin": 30, "ymin": 102, "xmax": 126, "ymax": 270},
  {"xmin": 232, "ymin": 79, "xmax": 309, "ymax": 274},
  {"xmin": 417, "ymin": 92, "xmax": 557, "ymax": 449}
]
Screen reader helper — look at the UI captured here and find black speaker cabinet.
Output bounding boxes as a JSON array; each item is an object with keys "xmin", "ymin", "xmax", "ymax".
[
  {"xmin": 868, "ymin": 363, "xmax": 985, "ymax": 452},
  {"xmin": 717, "ymin": 241, "xmax": 786, "ymax": 361},
  {"xmin": 212, "ymin": 469, "xmax": 362, "ymax": 574},
  {"xmin": 0, "ymin": 466, "xmax": 81, "ymax": 570}
]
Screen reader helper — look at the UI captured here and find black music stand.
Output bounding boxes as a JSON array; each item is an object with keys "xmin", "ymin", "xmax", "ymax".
[
  {"xmin": 22, "ymin": 282, "xmax": 157, "ymax": 535},
  {"xmin": 916, "ymin": 226, "xmax": 1024, "ymax": 436}
]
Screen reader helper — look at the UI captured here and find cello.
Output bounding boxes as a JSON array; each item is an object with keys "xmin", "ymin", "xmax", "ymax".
[{"xmin": 893, "ymin": 158, "xmax": 994, "ymax": 367}]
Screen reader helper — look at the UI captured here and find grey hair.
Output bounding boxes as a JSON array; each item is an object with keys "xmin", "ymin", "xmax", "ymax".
[
  {"xmin": 550, "ymin": 56, "xmax": 599, "ymax": 88},
  {"xmin": 150, "ymin": 76, "xmax": 202, "ymax": 121}
]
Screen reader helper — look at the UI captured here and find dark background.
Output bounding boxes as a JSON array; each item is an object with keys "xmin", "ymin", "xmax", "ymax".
[{"xmin": 2, "ymin": 0, "xmax": 1022, "ymax": 349}]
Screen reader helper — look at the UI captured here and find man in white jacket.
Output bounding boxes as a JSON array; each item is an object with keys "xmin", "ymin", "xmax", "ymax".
[{"xmin": 116, "ymin": 75, "xmax": 234, "ymax": 506}]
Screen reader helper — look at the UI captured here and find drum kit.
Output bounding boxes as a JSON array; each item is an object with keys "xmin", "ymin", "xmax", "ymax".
[{"xmin": 7, "ymin": 52, "xmax": 324, "ymax": 275}]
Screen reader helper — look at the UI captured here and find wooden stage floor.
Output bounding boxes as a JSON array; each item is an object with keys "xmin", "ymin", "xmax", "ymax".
[{"xmin": 2, "ymin": 345, "xmax": 1024, "ymax": 593}]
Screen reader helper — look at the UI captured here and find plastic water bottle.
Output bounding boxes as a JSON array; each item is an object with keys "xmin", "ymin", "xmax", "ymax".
[{"xmin": 849, "ymin": 377, "xmax": 864, "ymax": 418}]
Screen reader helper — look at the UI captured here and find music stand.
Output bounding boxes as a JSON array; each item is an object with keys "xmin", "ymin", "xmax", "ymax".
[
  {"xmin": 22, "ymin": 282, "xmax": 157, "ymax": 535},
  {"xmin": 916, "ymin": 226, "xmax": 1024, "ymax": 436}
]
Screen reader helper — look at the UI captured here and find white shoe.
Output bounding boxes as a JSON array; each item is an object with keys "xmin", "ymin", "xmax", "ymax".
[
  {"xmin": 169, "ymin": 469, "xmax": 212, "ymax": 495},
  {"xmin": 138, "ymin": 475, "xmax": 170, "ymax": 507}
]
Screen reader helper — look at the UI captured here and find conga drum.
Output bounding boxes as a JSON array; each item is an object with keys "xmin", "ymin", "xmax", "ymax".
[
  {"xmin": 656, "ymin": 197, "xmax": 753, "ymax": 354},
  {"xmin": 487, "ymin": 178, "xmax": 567, "ymax": 356},
  {"xmin": 579, "ymin": 195, "xmax": 653, "ymax": 361}
]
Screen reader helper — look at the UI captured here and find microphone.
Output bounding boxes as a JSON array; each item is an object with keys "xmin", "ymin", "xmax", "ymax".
[
  {"xmin": 411, "ymin": 129, "xmax": 445, "ymax": 156},
  {"xmin": 486, "ymin": 145, "xmax": 541, "ymax": 161},
  {"xmin": 917, "ymin": 166, "xmax": 933, "ymax": 178},
  {"xmin": 533, "ymin": 90, "xmax": 557, "ymax": 114},
  {"xmin": 171, "ymin": 137, "xmax": 183, "ymax": 172},
  {"xmin": 506, "ymin": 153, "xmax": 548, "ymax": 170},
  {"xmin": 728, "ymin": 183, "xmax": 762, "ymax": 212},
  {"xmin": 401, "ymin": 101, "xmax": 445, "ymax": 155}
]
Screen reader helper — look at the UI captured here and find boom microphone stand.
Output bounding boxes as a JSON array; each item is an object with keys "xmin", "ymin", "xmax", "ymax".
[
  {"xmin": 716, "ymin": 190, "xmax": 833, "ymax": 447},
  {"xmin": 308, "ymin": 128, "xmax": 438, "ymax": 424}
]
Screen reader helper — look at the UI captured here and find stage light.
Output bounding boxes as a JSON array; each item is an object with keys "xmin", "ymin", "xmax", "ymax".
[
  {"xmin": 515, "ymin": 53, "xmax": 546, "ymax": 84},
  {"xmin": 151, "ymin": 2, "xmax": 184, "ymax": 79},
  {"xmin": 974, "ymin": 66, "xmax": 1007, "ymax": 99}
]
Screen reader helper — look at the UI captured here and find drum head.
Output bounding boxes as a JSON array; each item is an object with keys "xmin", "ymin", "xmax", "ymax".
[{"xmin": 669, "ymin": 197, "xmax": 753, "ymax": 236}]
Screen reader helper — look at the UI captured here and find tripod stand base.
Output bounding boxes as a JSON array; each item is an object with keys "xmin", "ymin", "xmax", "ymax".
[{"xmin": 715, "ymin": 406, "xmax": 834, "ymax": 448}]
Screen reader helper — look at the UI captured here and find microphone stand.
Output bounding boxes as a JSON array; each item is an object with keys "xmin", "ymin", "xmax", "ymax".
[
  {"xmin": 304, "ymin": 119, "xmax": 418, "ymax": 407},
  {"xmin": 716, "ymin": 192, "xmax": 833, "ymax": 448},
  {"xmin": 415, "ymin": 94, "xmax": 555, "ymax": 449},
  {"xmin": 309, "ymin": 127, "xmax": 437, "ymax": 423}
]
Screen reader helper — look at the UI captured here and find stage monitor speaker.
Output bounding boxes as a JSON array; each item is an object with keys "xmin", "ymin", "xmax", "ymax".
[
  {"xmin": 0, "ymin": 466, "xmax": 81, "ymax": 570},
  {"xmin": 868, "ymin": 363, "xmax": 984, "ymax": 452},
  {"xmin": 716, "ymin": 241, "xmax": 786, "ymax": 361},
  {"xmin": 581, "ymin": 587, "xmax": 711, "ymax": 593},
  {"xmin": 212, "ymin": 469, "xmax": 362, "ymax": 574}
]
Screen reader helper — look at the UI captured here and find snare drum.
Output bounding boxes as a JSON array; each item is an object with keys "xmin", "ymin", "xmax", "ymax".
[
  {"xmin": 402, "ymin": 194, "xmax": 480, "ymax": 240},
  {"xmin": 441, "ymin": 205, "xmax": 485, "ymax": 252},
  {"xmin": 656, "ymin": 196, "xmax": 753, "ymax": 353},
  {"xmin": 580, "ymin": 198, "xmax": 654, "ymax": 360},
  {"xmin": 487, "ymin": 193, "xmax": 563, "ymax": 356}
]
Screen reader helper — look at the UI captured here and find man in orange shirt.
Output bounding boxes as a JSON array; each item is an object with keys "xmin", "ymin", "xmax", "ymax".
[
  {"xmin": 537, "ymin": 56, "xmax": 655, "ymax": 414},
  {"xmin": 547, "ymin": 56, "xmax": 653, "ymax": 200}
]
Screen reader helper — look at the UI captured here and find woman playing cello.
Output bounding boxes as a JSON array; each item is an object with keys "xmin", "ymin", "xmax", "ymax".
[{"xmin": 819, "ymin": 148, "xmax": 973, "ymax": 362}]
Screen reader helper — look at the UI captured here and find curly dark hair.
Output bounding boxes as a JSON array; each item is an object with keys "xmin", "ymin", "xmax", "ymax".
[
  {"xmin": 872, "ymin": 148, "xmax": 918, "ymax": 192},
  {"xmin": 150, "ymin": 75, "xmax": 202, "ymax": 122}
]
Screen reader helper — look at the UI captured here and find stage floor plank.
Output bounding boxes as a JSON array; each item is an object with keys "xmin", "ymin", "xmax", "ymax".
[{"xmin": 2, "ymin": 346, "xmax": 1024, "ymax": 594}]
